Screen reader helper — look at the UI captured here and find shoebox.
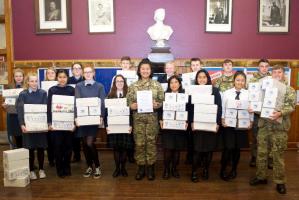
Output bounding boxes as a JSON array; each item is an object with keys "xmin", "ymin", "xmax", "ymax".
[
  {"xmin": 265, "ymin": 88, "xmax": 278, "ymax": 99},
  {"xmin": 52, "ymin": 112, "xmax": 74, "ymax": 122},
  {"xmin": 177, "ymin": 93, "xmax": 189, "ymax": 103},
  {"xmin": 164, "ymin": 93, "xmax": 177, "ymax": 103},
  {"xmin": 175, "ymin": 111, "xmax": 188, "ymax": 121},
  {"xmin": 250, "ymin": 101, "xmax": 262, "ymax": 112},
  {"xmin": 191, "ymin": 94, "xmax": 214, "ymax": 105},
  {"xmin": 194, "ymin": 113, "xmax": 216, "ymax": 123},
  {"xmin": 52, "ymin": 121, "xmax": 74, "ymax": 131},
  {"xmin": 108, "ymin": 116, "xmax": 129, "ymax": 125},
  {"xmin": 105, "ymin": 98, "xmax": 127, "ymax": 108},
  {"xmin": 163, "ymin": 110, "xmax": 175, "ymax": 120},
  {"xmin": 238, "ymin": 110, "xmax": 250, "ymax": 119},
  {"xmin": 163, "ymin": 102, "xmax": 186, "ymax": 112},
  {"xmin": 248, "ymin": 91, "xmax": 262, "ymax": 102},
  {"xmin": 52, "ymin": 95, "xmax": 74, "ymax": 105},
  {"xmin": 52, "ymin": 103, "xmax": 74, "ymax": 113},
  {"xmin": 107, "ymin": 106, "xmax": 130, "ymax": 116},
  {"xmin": 76, "ymin": 97, "xmax": 100, "ymax": 107},
  {"xmin": 248, "ymin": 82, "xmax": 262, "ymax": 92},
  {"xmin": 227, "ymin": 99, "xmax": 249, "ymax": 110},
  {"xmin": 24, "ymin": 104, "xmax": 47, "ymax": 113},
  {"xmin": 188, "ymin": 85, "xmax": 212, "ymax": 95},
  {"xmin": 116, "ymin": 70, "xmax": 137, "ymax": 79},
  {"xmin": 260, "ymin": 108, "xmax": 274, "ymax": 119},
  {"xmin": 4, "ymin": 167, "xmax": 30, "ymax": 180},
  {"xmin": 225, "ymin": 109, "xmax": 238, "ymax": 119},
  {"xmin": 107, "ymin": 125, "xmax": 131, "ymax": 134},
  {"xmin": 162, "ymin": 120, "xmax": 186, "ymax": 130},
  {"xmin": 3, "ymin": 176, "xmax": 30, "ymax": 187},
  {"xmin": 225, "ymin": 118, "xmax": 237, "ymax": 128},
  {"xmin": 24, "ymin": 113, "xmax": 48, "ymax": 132},
  {"xmin": 76, "ymin": 106, "xmax": 89, "ymax": 116},
  {"xmin": 89, "ymin": 106, "xmax": 101, "ymax": 116},
  {"xmin": 263, "ymin": 98, "xmax": 276, "ymax": 108},
  {"xmin": 41, "ymin": 81, "xmax": 58, "ymax": 93},
  {"xmin": 4, "ymin": 98, "xmax": 17, "ymax": 114},
  {"xmin": 194, "ymin": 104, "xmax": 217, "ymax": 114},
  {"xmin": 238, "ymin": 119, "xmax": 250, "ymax": 129},
  {"xmin": 3, "ymin": 159, "xmax": 29, "ymax": 170},
  {"xmin": 193, "ymin": 122, "xmax": 217, "ymax": 133},
  {"xmin": 2, "ymin": 88, "xmax": 23, "ymax": 97},
  {"xmin": 3, "ymin": 148, "xmax": 29, "ymax": 164},
  {"xmin": 76, "ymin": 116, "xmax": 101, "ymax": 126}
]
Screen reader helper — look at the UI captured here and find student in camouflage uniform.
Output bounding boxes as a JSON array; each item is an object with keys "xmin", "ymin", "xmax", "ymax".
[
  {"xmin": 249, "ymin": 59, "xmax": 272, "ymax": 168},
  {"xmin": 250, "ymin": 65, "xmax": 296, "ymax": 194},
  {"xmin": 214, "ymin": 59, "xmax": 235, "ymax": 93},
  {"xmin": 127, "ymin": 58, "xmax": 164, "ymax": 181}
]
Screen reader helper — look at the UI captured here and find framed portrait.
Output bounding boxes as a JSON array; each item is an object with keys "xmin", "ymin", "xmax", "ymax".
[
  {"xmin": 35, "ymin": 0, "xmax": 72, "ymax": 34},
  {"xmin": 88, "ymin": 0, "xmax": 115, "ymax": 33},
  {"xmin": 258, "ymin": 0, "xmax": 290, "ymax": 33},
  {"xmin": 205, "ymin": 0, "xmax": 233, "ymax": 33}
]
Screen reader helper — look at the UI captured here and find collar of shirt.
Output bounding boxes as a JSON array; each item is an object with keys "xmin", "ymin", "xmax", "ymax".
[
  {"xmin": 28, "ymin": 88, "xmax": 37, "ymax": 93},
  {"xmin": 84, "ymin": 80, "xmax": 95, "ymax": 86},
  {"xmin": 117, "ymin": 91, "xmax": 123, "ymax": 98},
  {"xmin": 74, "ymin": 76, "xmax": 82, "ymax": 80}
]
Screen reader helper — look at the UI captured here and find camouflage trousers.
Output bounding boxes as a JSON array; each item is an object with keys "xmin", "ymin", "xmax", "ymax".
[
  {"xmin": 256, "ymin": 127, "xmax": 288, "ymax": 184},
  {"xmin": 133, "ymin": 113, "xmax": 159, "ymax": 165},
  {"xmin": 251, "ymin": 115, "xmax": 272, "ymax": 159}
]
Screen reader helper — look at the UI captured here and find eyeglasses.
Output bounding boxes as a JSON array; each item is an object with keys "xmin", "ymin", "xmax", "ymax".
[
  {"xmin": 73, "ymin": 68, "xmax": 82, "ymax": 70},
  {"xmin": 84, "ymin": 71, "xmax": 93, "ymax": 74},
  {"xmin": 116, "ymin": 80, "xmax": 124, "ymax": 83}
]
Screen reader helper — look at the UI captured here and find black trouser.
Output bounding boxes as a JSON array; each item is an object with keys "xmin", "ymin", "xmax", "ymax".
[
  {"xmin": 14, "ymin": 136, "xmax": 23, "ymax": 148},
  {"xmin": 72, "ymin": 130, "xmax": 81, "ymax": 160},
  {"xmin": 164, "ymin": 149, "xmax": 180, "ymax": 169},
  {"xmin": 192, "ymin": 151, "xmax": 213, "ymax": 172},
  {"xmin": 29, "ymin": 148, "xmax": 44, "ymax": 171},
  {"xmin": 220, "ymin": 148, "xmax": 240, "ymax": 172},
  {"xmin": 82, "ymin": 136, "xmax": 100, "ymax": 168},
  {"xmin": 47, "ymin": 132, "xmax": 55, "ymax": 164},
  {"xmin": 52, "ymin": 131, "xmax": 73, "ymax": 176}
]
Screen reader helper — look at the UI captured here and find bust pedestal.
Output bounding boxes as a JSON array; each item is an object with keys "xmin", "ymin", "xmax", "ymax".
[{"xmin": 148, "ymin": 46, "xmax": 174, "ymax": 64}]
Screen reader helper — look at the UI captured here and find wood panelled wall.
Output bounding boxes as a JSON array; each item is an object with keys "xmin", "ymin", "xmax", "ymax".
[{"xmin": 1, "ymin": 59, "xmax": 298, "ymax": 149}]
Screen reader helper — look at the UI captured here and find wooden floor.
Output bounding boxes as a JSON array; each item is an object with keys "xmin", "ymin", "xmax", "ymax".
[{"xmin": 0, "ymin": 145, "xmax": 299, "ymax": 200}]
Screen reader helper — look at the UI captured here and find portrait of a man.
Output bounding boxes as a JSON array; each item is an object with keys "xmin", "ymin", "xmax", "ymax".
[{"xmin": 45, "ymin": 0, "xmax": 61, "ymax": 21}]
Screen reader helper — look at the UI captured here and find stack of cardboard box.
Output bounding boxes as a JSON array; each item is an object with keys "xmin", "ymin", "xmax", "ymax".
[
  {"xmin": 24, "ymin": 104, "xmax": 48, "ymax": 132},
  {"xmin": 76, "ymin": 97, "xmax": 102, "ymax": 126}
]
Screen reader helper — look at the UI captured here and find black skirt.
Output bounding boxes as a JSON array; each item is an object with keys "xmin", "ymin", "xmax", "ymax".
[
  {"xmin": 23, "ymin": 132, "xmax": 48, "ymax": 149},
  {"xmin": 107, "ymin": 133, "xmax": 134, "ymax": 150},
  {"xmin": 6, "ymin": 114, "xmax": 22, "ymax": 137},
  {"xmin": 76, "ymin": 125, "xmax": 98, "ymax": 138},
  {"xmin": 161, "ymin": 129, "xmax": 188, "ymax": 150},
  {"xmin": 193, "ymin": 130, "xmax": 220, "ymax": 152},
  {"xmin": 221, "ymin": 127, "xmax": 249, "ymax": 149}
]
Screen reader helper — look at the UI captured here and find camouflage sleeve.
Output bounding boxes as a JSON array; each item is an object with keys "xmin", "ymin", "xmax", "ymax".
[
  {"xmin": 126, "ymin": 84, "xmax": 136, "ymax": 106},
  {"xmin": 214, "ymin": 78, "xmax": 220, "ymax": 88},
  {"xmin": 280, "ymin": 86, "xmax": 296, "ymax": 116},
  {"xmin": 155, "ymin": 83, "xmax": 164, "ymax": 104}
]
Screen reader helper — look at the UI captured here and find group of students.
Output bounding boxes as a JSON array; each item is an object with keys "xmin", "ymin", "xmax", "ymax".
[{"xmin": 2, "ymin": 57, "xmax": 295, "ymax": 195}]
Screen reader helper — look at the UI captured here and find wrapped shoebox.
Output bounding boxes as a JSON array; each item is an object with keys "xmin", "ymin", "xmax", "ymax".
[
  {"xmin": 76, "ymin": 97, "xmax": 100, "ymax": 107},
  {"xmin": 238, "ymin": 119, "xmax": 250, "ymax": 129},
  {"xmin": 238, "ymin": 110, "xmax": 250, "ymax": 119},
  {"xmin": 265, "ymin": 88, "xmax": 278, "ymax": 99},
  {"xmin": 163, "ymin": 120, "xmax": 186, "ymax": 130},
  {"xmin": 105, "ymin": 98, "xmax": 127, "ymax": 108},
  {"xmin": 164, "ymin": 93, "xmax": 177, "ymax": 103},
  {"xmin": 194, "ymin": 104, "xmax": 217, "ymax": 114},
  {"xmin": 194, "ymin": 113, "xmax": 216, "ymax": 123},
  {"xmin": 188, "ymin": 85, "xmax": 212, "ymax": 95},
  {"xmin": 225, "ymin": 118, "xmax": 237, "ymax": 128},
  {"xmin": 193, "ymin": 122, "xmax": 217, "ymax": 132},
  {"xmin": 248, "ymin": 92, "xmax": 262, "ymax": 102},
  {"xmin": 108, "ymin": 116, "xmax": 130, "ymax": 125},
  {"xmin": 263, "ymin": 98, "xmax": 276, "ymax": 108},
  {"xmin": 260, "ymin": 108, "xmax": 274, "ymax": 118},
  {"xmin": 4, "ymin": 167, "xmax": 29, "ymax": 180},
  {"xmin": 175, "ymin": 111, "xmax": 188, "ymax": 121},
  {"xmin": 107, "ymin": 125, "xmax": 131, "ymax": 134},
  {"xmin": 89, "ymin": 106, "xmax": 101, "ymax": 116},
  {"xmin": 107, "ymin": 106, "xmax": 130, "ymax": 116},
  {"xmin": 3, "ymin": 159, "xmax": 29, "ymax": 170},
  {"xmin": 250, "ymin": 101, "xmax": 262, "ymax": 112},
  {"xmin": 52, "ymin": 103, "xmax": 74, "ymax": 113},
  {"xmin": 76, "ymin": 116, "xmax": 101, "ymax": 126},
  {"xmin": 248, "ymin": 82, "xmax": 262, "ymax": 91},
  {"xmin": 4, "ymin": 98, "xmax": 17, "ymax": 113},
  {"xmin": 3, "ymin": 148, "xmax": 29, "ymax": 163},
  {"xmin": 52, "ymin": 121, "xmax": 74, "ymax": 131},
  {"xmin": 24, "ymin": 113, "xmax": 48, "ymax": 132},
  {"xmin": 76, "ymin": 107, "xmax": 89, "ymax": 116},
  {"xmin": 117, "ymin": 70, "xmax": 137, "ymax": 79},
  {"xmin": 227, "ymin": 99, "xmax": 249, "ymax": 110},
  {"xmin": 3, "ymin": 176, "xmax": 30, "ymax": 187},
  {"xmin": 24, "ymin": 104, "xmax": 47, "ymax": 113},
  {"xmin": 163, "ymin": 110, "xmax": 175, "ymax": 120},
  {"xmin": 191, "ymin": 94, "xmax": 214, "ymax": 105},
  {"xmin": 41, "ymin": 81, "xmax": 57, "ymax": 93},
  {"xmin": 177, "ymin": 93, "xmax": 189, "ymax": 103},
  {"xmin": 52, "ymin": 112, "xmax": 74, "ymax": 122},
  {"xmin": 163, "ymin": 102, "xmax": 186, "ymax": 111},
  {"xmin": 52, "ymin": 95, "xmax": 74, "ymax": 104},
  {"xmin": 2, "ymin": 88, "xmax": 23, "ymax": 97},
  {"xmin": 225, "ymin": 109, "xmax": 238, "ymax": 118},
  {"xmin": 262, "ymin": 78, "xmax": 273, "ymax": 89}
]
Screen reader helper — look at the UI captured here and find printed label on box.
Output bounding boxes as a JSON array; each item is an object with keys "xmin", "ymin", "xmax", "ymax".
[
  {"xmin": 163, "ymin": 110, "xmax": 175, "ymax": 120},
  {"xmin": 163, "ymin": 120, "xmax": 186, "ymax": 130},
  {"xmin": 105, "ymin": 98, "xmax": 127, "ymax": 108},
  {"xmin": 89, "ymin": 106, "xmax": 101, "ymax": 116},
  {"xmin": 175, "ymin": 111, "xmax": 188, "ymax": 121},
  {"xmin": 24, "ymin": 104, "xmax": 47, "ymax": 113},
  {"xmin": 107, "ymin": 106, "xmax": 130, "ymax": 116}
]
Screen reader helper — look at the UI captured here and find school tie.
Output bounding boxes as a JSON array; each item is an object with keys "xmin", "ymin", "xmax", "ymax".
[
  {"xmin": 119, "ymin": 93, "xmax": 123, "ymax": 98},
  {"xmin": 86, "ymin": 84, "xmax": 92, "ymax": 86},
  {"xmin": 235, "ymin": 91, "xmax": 241, "ymax": 100}
]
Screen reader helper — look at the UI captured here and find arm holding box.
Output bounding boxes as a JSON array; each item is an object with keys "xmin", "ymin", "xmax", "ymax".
[
  {"xmin": 280, "ymin": 86, "xmax": 296, "ymax": 117},
  {"xmin": 213, "ymin": 87, "xmax": 222, "ymax": 126}
]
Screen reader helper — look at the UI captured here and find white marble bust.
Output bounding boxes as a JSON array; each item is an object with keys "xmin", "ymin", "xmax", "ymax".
[{"xmin": 147, "ymin": 8, "xmax": 173, "ymax": 48}]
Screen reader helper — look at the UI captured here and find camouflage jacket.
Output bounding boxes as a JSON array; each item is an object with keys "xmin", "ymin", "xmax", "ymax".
[
  {"xmin": 127, "ymin": 79, "xmax": 164, "ymax": 116},
  {"xmin": 214, "ymin": 74, "xmax": 234, "ymax": 92},
  {"xmin": 249, "ymin": 72, "xmax": 271, "ymax": 83},
  {"xmin": 258, "ymin": 84, "xmax": 296, "ymax": 131}
]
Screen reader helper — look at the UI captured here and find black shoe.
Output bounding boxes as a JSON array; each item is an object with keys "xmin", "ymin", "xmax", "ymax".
[
  {"xmin": 249, "ymin": 177, "xmax": 268, "ymax": 186},
  {"xmin": 162, "ymin": 167, "xmax": 170, "ymax": 180},
  {"xmin": 64, "ymin": 169, "xmax": 72, "ymax": 177},
  {"xmin": 147, "ymin": 165, "xmax": 155, "ymax": 181},
  {"xmin": 228, "ymin": 170, "xmax": 237, "ymax": 180},
  {"xmin": 112, "ymin": 168, "xmax": 120, "ymax": 178},
  {"xmin": 191, "ymin": 171, "xmax": 199, "ymax": 183},
  {"xmin": 249, "ymin": 157, "xmax": 256, "ymax": 167},
  {"xmin": 135, "ymin": 165, "xmax": 145, "ymax": 180},
  {"xmin": 172, "ymin": 168, "xmax": 180, "ymax": 178},
  {"xmin": 202, "ymin": 168, "xmax": 209, "ymax": 180},
  {"xmin": 121, "ymin": 167, "xmax": 128, "ymax": 177},
  {"xmin": 220, "ymin": 171, "xmax": 229, "ymax": 181},
  {"xmin": 276, "ymin": 184, "xmax": 287, "ymax": 194}
]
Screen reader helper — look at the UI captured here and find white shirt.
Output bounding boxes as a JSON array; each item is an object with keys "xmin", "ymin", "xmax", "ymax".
[{"xmin": 221, "ymin": 87, "xmax": 253, "ymax": 121}]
